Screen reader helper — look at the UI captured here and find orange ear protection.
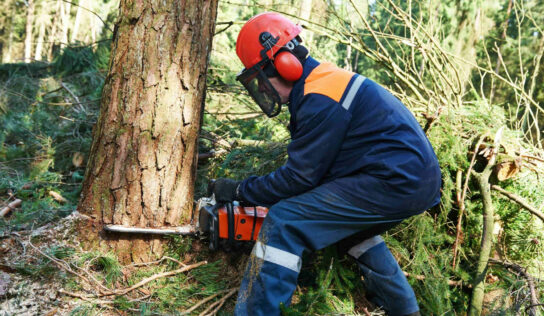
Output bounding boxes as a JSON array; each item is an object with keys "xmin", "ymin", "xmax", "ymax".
[{"xmin": 274, "ymin": 51, "xmax": 303, "ymax": 81}]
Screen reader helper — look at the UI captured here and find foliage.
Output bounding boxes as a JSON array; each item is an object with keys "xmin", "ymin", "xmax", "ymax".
[{"xmin": 0, "ymin": 46, "xmax": 106, "ymax": 234}]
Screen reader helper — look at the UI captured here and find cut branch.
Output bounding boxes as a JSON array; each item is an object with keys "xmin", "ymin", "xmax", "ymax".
[
  {"xmin": 102, "ymin": 261, "xmax": 207, "ymax": 296},
  {"xmin": 180, "ymin": 289, "xmax": 231, "ymax": 314}
]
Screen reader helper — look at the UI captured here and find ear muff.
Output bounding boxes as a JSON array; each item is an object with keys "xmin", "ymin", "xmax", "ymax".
[{"xmin": 273, "ymin": 51, "xmax": 303, "ymax": 81}]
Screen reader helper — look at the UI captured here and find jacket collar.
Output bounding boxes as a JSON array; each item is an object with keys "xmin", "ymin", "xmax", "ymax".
[{"xmin": 288, "ymin": 56, "xmax": 320, "ymax": 111}]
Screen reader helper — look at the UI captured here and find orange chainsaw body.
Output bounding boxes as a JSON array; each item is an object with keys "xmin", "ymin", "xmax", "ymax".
[{"xmin": 217, "ymin": 205, "xmax": 269, "ymax": 241}]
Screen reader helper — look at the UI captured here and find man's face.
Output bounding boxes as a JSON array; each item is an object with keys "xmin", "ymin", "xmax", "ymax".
[{"xmin": 266, "ymin": 77, "xmax": 292, "ymax": 104}]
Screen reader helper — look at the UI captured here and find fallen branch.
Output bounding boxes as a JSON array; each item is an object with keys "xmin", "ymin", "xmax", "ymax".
[
  {"xmin": 198, "ymin": 149, "xmax": 228, "ymax": 161},
  {"xmin": 491, "ymin": 185, "xmax": 544, "ymax": 222},
  {"xmin": 489, "ymin": 259, "xmax": 542, "ymax": 316},
  {"xmin": 198, "ymin": 288, "xmax": 238, "ymax": 316},
  {"xmin": 59, "ymin": 289, "xmax": 114, "ymax": 307},
  {"xmin": 49, "ymin": 191, "xmax": 68, "ymax": 204},
  {"xmin": 103, "ymin": 261, "xmax": 207, "ymax": 296},
  {"xmin": 180, "ymin": 289, "xmax": 231, "ymax": 314},
  {"xmin": 130, "ymin": 256, "xmax": 185, "ymax": 268},
  {"xmin": 24, "ymin": 237, "xmax": 113, "ymax": 295},
  {"xmin": 60, "ymin": 81, "xmax": 85, "ymax": 112},
  {"xmin": 0, "ymin": 199, "xmax": 22, "ymax": 217}
]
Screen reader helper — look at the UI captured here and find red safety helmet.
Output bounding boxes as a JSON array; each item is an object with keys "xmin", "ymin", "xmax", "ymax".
[{"xmin": 235, "ymin": 12, "xmax": 304, "ymax": 117}]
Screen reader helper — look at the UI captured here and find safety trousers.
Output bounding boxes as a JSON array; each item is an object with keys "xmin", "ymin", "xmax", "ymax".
[{"xmin": 234, "ymin": 185, "xmax": 420, "ymax": 316}]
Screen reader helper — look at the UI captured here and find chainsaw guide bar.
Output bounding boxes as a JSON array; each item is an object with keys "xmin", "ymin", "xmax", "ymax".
[{"xmin": 103, "ymin": 224, "xmax": 196, "ymax": 235}]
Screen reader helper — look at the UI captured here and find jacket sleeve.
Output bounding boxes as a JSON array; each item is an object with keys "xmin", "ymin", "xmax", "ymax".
[{"xmin": 238, "ymin": 94, "xmax": 352, "ymax": 206}]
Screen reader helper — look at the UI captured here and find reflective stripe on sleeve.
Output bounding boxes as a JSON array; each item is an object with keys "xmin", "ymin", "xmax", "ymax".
[
  {"xmin": 253, "ymin": 241, "xmax": 302, "ymax": 273},
  {"xmin": 347, "ymin": 235, "xmax": 384, "ymax": 259},
  {"xmin": 341, "ymin": 75, "xmax": 366, "ymax": 110}
]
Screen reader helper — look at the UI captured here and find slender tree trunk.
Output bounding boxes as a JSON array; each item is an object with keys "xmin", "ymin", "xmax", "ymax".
[
  {"xmin": 78, "ymin": 0, "xmax": 218, "ymax": 264},
  {"xmin": 4, "ymin": 15, "xmax": 15, "ymax": 63},
  {"xmin": 34, "ymin": 20, "xmax": 45, "ymax": 61},
  {"xmin": 489, "ymin": 0, "xmax": 513, "ymax": 104},
  {"xmin": 24, "ymin": 0, "xmax": 35, "ymax": 62},
  {"xmin": 299, "ymin": 0, "xmax": 313, "ymax": 42},
  {"xmin": 90, "ymin": 13, "xmax": 97, "ymax": 44},
  {"xmin": 72, "ymin": 4, "xmax": 82, "ymax": 43},
  {"xmin": 47, "ymin": 0, "xmax": 61, "ymax": 61},
  {"xmin": 60, "ymin": 1, "xmax": 71, "ymax": 49}
]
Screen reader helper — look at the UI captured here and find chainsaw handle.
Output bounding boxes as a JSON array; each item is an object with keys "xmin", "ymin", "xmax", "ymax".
[{"xmin": 226, "ymin": 202, "xmax": 236, "ymax": 248}]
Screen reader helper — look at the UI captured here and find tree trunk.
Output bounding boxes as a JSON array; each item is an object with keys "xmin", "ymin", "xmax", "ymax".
[
  {"xmin": 59, "ymin": 1, "xmax": 71, "ymax": 49},
  {"xmin": 47, "ymin": 0, "xmax": 61, "ymax": 61},
  {"xmin": 71, "ymin": 4, "xmax": 82, "ymax": 43},
  {"xmin": 299, "ymin": 0, "xmax": 313, "ymax": 42},
  {"xmin": 24, "ymin": 0, "xmax": 35, "ymax": 62},
  {"xmin": 77, "ymin": 0, "xmax": 218, "ymax": 264},
  {"xmin": 4, "ymin": 15, "xmax": 14, "ymax": 63},
  {"xmin": 34, "ymin": 19, "xmax": 45, "ymax": 61}
]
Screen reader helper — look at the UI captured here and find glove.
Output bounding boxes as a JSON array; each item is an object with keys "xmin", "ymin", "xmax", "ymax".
[{"xmin": 212, "ymin": 178, "xmax": 241, "ymax": 203}]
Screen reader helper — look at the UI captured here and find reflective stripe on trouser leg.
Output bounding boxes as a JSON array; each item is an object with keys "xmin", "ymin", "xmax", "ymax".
[
  {"xmin": 235, "ymin": 215, "xmax": 303, "ymax": 316},
  {"xmin": 347, "ymin": 235, "xmax": 384, "ymax": 259},
  {"xmin": 253, "ymin": 241, "xmax": 302, "ymax": 273}
]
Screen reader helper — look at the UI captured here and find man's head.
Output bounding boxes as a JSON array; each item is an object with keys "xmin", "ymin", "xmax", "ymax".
[{"xmin": 235, "ymin": 12, "xmax": 308, "ymax": 117}]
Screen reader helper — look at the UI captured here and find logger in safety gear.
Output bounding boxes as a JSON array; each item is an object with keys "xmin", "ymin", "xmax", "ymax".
[{"xmin": 214, "ymin": 11, "xmax": 442, "ymax": 316}]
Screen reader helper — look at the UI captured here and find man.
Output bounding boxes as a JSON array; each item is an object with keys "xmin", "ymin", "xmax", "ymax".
[{"xmin": 212, "ymin": 12, "xmax": 441, "ymax": 316}]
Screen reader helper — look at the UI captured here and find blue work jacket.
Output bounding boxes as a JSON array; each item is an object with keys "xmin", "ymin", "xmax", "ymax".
[{"xmin": 238, "ymin": 56, "xmax": 441, "ymax": 217}]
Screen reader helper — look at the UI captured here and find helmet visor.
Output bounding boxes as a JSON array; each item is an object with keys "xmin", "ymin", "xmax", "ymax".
[{"xmin": 236, "ymin": 63, "xmax": 282, "ymax": 117}]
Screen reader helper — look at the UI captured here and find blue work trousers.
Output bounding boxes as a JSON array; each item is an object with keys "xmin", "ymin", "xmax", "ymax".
[{"xmin": 234, "ymin": 185, "xmax": 420, "ymax": 315}]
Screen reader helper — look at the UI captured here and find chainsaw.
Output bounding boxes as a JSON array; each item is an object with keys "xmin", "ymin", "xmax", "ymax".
[
  {"xmin": 196, "ymin": 197, "xmax": 268, "ymax": 251},
  {"xmin": 104, "ymin": 181, "xmax": 269, "ymax": 251}
]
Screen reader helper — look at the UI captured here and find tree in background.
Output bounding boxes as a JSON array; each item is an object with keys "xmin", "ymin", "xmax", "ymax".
[{"xmin": 77, "ymin": 0, "xmax": 218, "ymax": 263}]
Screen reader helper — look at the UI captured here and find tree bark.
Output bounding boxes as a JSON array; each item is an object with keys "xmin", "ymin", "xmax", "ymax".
[
  {"xmin": 34, "ymin": 19, "xmax": 45, "ymax": 61},
  {"xmin": 24, "ymin": 0, "xmax": 35, "ymax": 62},
  {"xmin": 77, "ymin": 0, "xmax": 218, "ymax": 263}
]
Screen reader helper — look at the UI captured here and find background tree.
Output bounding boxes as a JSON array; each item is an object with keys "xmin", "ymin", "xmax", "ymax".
[{"xmin": 77, "ymin": 0, "xmax": 218, "ymax": 263}]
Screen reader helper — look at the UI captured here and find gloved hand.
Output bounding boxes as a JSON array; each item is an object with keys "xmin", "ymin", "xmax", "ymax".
[{"xmin": 212, "ymin": 178, "xmax": 241, "ymax": 202}]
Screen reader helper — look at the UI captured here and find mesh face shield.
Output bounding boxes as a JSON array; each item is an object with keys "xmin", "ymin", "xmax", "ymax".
[{"xmin": 236, "ymin": 61, "xmax": 282, "ymax": 118}]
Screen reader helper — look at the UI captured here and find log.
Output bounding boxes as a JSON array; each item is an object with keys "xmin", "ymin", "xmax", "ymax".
[{"xmin": 0, "ymin": 199, "xmax": 22, "ymax": 217}]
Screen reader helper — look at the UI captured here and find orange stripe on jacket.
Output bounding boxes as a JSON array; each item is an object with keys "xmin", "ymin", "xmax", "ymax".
[{"xmin": 303, "ymin": 62, "xmax": 355, "ymax": 102}]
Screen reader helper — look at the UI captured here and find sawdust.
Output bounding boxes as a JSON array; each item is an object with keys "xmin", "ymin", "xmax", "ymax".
[{"xmin": 237, "ymin": 223, "xmax": 271, "ymax": 304}]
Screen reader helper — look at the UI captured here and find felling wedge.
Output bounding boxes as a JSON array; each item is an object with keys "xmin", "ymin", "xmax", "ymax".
[{"xmin": 103, "ymin": 195, "xmax": 269, "ymax": 251}]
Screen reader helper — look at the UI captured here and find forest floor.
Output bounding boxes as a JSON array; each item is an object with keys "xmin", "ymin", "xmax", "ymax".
[
  {"xmin": 1, "ymin": 212, "xmax": 82, "ymax": 315},
  {"xmin": 0, "ymin": 207, "xmax": 381, "ymax": 315}
]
